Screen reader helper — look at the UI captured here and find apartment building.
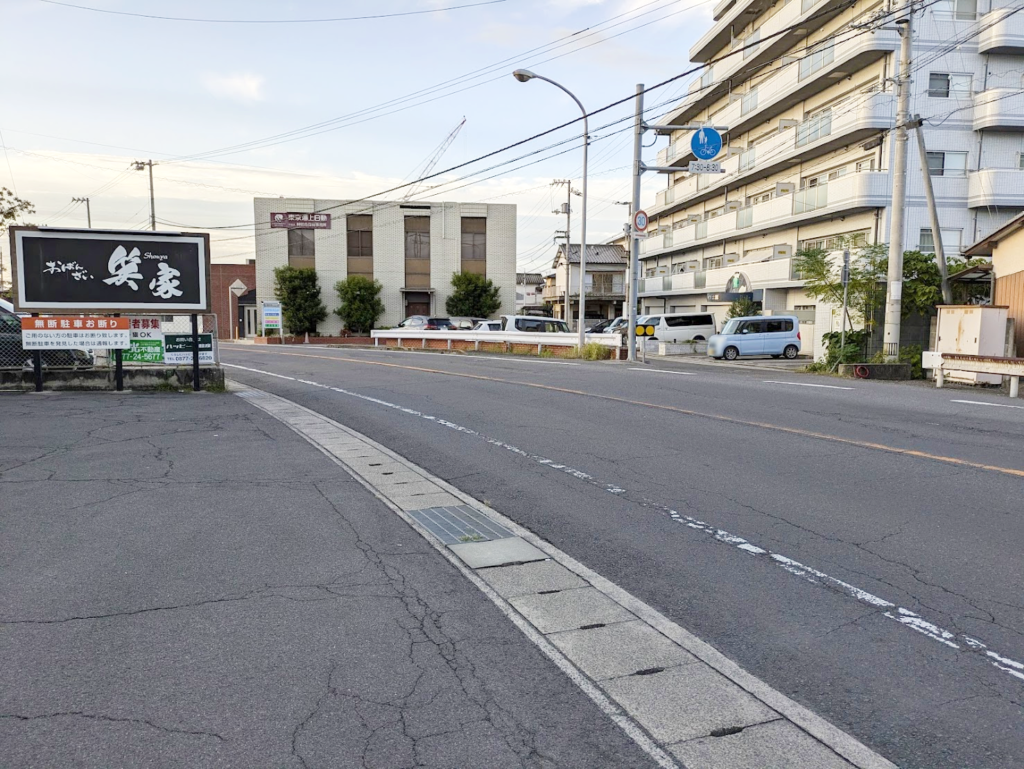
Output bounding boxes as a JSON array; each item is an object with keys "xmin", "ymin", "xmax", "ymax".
[
  {"xmin": 638, "ymin": 0, "xmax": 1024, "ymax": 357},
  {"xmin": 254, "ymin": 198, "xmax": 516, "ymax": 331}
]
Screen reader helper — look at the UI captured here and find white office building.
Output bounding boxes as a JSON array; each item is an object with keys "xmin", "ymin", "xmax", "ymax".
[
  {"xmin": 638, "ymin": 0, "xmax": 1024, "ymax": 357},
  {"xmin": 254, "ymin": 198, "xmax": 516, "ymax": 332}
]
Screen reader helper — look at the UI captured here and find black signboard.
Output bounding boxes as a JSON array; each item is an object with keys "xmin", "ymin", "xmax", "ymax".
[{"xmin": 10, "ymin": 227, "xmax": 210, "ymax": 314}]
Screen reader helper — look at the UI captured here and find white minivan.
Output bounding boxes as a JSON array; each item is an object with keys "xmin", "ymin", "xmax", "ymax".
[{"xmin": 636, "ymin": 312, "xmax": 717, "ymax": 343}]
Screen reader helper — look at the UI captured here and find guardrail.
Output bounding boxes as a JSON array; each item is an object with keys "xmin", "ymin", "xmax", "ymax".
[
  {"xmin": 924, "ymin": 351, "xmax": 1024, "ymax": 397},
  {"xmin": 370, "ymin": 329, "xmax": 623, "ymax": 358}
]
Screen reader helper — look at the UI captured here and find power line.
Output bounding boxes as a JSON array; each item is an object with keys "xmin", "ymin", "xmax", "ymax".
[{"xmin": 37, "ymin": 0, "xmax": 507, "ymax": 23}]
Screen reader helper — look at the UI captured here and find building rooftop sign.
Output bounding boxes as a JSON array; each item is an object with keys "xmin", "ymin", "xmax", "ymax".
[
  {"xmin": 9, "ymin": 227, "xmax": 211, "ymax": 314},
  {"xmin": 270, "ymin": 212, "xmax": 332, "ymax": 229}
]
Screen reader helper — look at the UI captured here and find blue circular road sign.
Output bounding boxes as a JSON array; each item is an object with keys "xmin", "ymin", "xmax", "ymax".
[{"xmin": 691, "ymin": 127, "xmax": 722, "ymax": 160}]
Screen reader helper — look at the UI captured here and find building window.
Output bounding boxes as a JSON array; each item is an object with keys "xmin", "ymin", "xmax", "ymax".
[
  {"xmin": 405, "ymin": 216, "xmax": 431, "ymax": 289},
  {"xmin": 747, "ymin": 190, "xmax": 772, "ymax": 206},
  {"xmin": 346, "ymin": 214, "xmax": 373, "ymax": 279},
  {"xmin": 737, "ymin": 207, "xmax": 753, "ymax": 229},
  {"xmin": 794, "ymin": 185, "xmax": 828, "ymax": 214},
  {"xmin": 743, "ymin": 28, "xmax": 760, "ymax": 59},
  {"xmin": 919, "ymin": 228, "xmax": 962, "ymax": 253},
  {"xmin": 801, "ymin": 0, "xmax": 821, "ymax": 12},
  {"xmin": 796, "ymin": 109, "xmax": 833, "ymax": 147},
  {"xmin": 700, "ymin": 67, "xmax": 714, "ymax": 90},
  {"xmin": 1018, "ymin": 152, "xmax": 1024, "ymax": 169},
  {"xmin": 935, "ymin": 0, "xmax": 977, "ymax": 20},
  {"xmin": 741, "ymin": 87, "xmax": 759, "ymax": 115},
  {"xmin": 799, "ymin": 231, "xmax": 868, "ymax": 251},
  {"xmin": 928, "ymin": 73, "xmax": 972, "ymax": 97},
  {"xmin": 926, "ymin": 150, "xmax": 968, "ymax": 177},
  {"xmin": 739, "ymin": 146, "xmax": 756, "ymax": 171},
  {"xmin": 460, "ymin": 217, "xmax": 486, "ymax": 276},
  {"xmin": 287, "ymin": 228, "xmax": 315, "ymax": 269},
  {"xmin": 799, "ymin": 41, "xmax": 835, "ymax": 81},
  {"xmin": 856, "ymin": 158, "xmax": 875, "ymax": 172}
]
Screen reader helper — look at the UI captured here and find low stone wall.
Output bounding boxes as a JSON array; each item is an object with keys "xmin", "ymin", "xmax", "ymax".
[
  {"xmin": 375, "ymin": 336, "xmax": 622, "ymax": 360},
  {"xmin": 254, "ymin": 336, "xmax": 373, "ymax": 345},
  {"xmin": 837, "ymin": 363, "xmax": 912, "ymax": 380},
  {"xmin": 0, "ymin": 366, "xmax": 226, "ymax": 391}
]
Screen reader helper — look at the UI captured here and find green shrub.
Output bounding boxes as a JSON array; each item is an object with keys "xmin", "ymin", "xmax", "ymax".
[{"xmin": 580, "ymin": 342, "xmax": 612, "ymax": 361}]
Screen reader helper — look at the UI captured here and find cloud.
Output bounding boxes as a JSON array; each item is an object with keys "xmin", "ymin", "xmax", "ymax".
[{"xmin": 202, "ymin": 73, "xmax": 265, "ymax": 103}]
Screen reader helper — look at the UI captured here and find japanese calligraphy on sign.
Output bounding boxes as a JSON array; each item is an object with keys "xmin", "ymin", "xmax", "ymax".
[
  {"xmin": 9, "ymin": 227, "xmax": 210, "ymax": 314},
  {"xmin": 269, "ymin": 212, "xmax": 331, "ymax": 229}
]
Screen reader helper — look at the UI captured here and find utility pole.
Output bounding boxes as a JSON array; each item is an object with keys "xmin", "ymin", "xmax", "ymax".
[
  {"xmin": 911, "ymin": 114, "xmax": 953, "ymax": 304},
  {"xmin": 552, "ymin": 180, "xmax": 573, "ymax": 324},
  {"xmin": 71, "ymin": 197, "xmax": 91, "ymax": 228},
  {"xmin": 629, "ymin": 84, "xmax": 644, "ymax": 363},
  {"xmin": 134, "ymin": 160, "xmax": 156, "ymax": 230},
  {"xmin": 883, "ymin": 6, "xmax": 914, "ymax": 359}
]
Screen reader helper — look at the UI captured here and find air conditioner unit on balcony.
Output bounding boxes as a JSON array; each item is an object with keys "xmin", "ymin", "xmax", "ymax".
[
  {"xmin": 773, "ymin": 244, "xmax": 793, "ymax": 259},
  {"xmin": 727, "ymin": 147, "xmax": 745, "ymax": 156},
  {"xmin": 778, "ymin": 118, "xmax": 799, "ymax": 131},
  {"xmin": 724, "ymin": 200, "xmax": 742, "ymax": 212},
  {"xmin": 686, "ymin": 260, "xmax": 701, "ymax": 272},
  {"xmin": 654, "ymin": 266, "xmax": 669, "ymax": 277},
  {"xmin": 724, "ymin": 253, "xmax": 740, "ymax": 265},
  {"xmin": 686, "ymin": 214, "xmax": 703, "ymax": 223},
  {"xmin": 780, "ymin": 56, "xmax": 799, "ymax": 66},
  {"xmin": 775, "ymin": 181, "xmax": 796, "ymax": 196},
  {"xmin": 728, "ymin": 92, "xmax": 745, "ymax": 103}
]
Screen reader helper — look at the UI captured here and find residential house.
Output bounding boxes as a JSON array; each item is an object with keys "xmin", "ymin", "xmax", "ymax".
[{"xmin": 544, "ymin": 244, "xmax": 628, "ymax": 328}]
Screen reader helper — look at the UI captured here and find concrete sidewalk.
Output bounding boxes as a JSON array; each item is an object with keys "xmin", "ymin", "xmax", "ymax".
[{"xmin": 0, "ymin": 391, "xmax": 653, "ymax": 767}]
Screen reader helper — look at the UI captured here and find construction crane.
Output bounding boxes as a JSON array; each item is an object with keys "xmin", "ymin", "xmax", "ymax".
[{"xmin": 402, "ymin": 117, "xmax": 466, "ymax": 202}]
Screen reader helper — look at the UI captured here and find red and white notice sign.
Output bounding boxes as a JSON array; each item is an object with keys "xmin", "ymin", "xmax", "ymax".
[{"xmin": 20, "ymin": 316, "xmax": 131, "ymax": 349}]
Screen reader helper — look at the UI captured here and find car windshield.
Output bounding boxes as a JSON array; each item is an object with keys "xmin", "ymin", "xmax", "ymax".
[{"xmin": 721, "ymin": 319, "xmax": 743, "ymax": 335}]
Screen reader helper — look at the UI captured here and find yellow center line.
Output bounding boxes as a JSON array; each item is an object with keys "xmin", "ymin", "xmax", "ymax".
[{"xmin": 232, "ymin": 346, "xmax": 1024, "ymax": 479}]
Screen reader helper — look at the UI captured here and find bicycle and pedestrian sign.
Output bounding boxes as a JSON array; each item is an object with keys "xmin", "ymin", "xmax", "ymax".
[{"xmin": 691, "ymin": 127, "xmax": 722, "ymax": 160}]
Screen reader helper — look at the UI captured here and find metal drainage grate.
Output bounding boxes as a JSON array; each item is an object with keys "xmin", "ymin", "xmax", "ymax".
[{"xmin": 408, "ymin": 505, "xmax": 514, "ymax": 545}]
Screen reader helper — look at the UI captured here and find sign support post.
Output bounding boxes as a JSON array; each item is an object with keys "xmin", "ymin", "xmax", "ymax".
[
  {"xmin": 31, "ymin": 313, "xmax": 42, "ymax": 393},
  {"xmin": 191, "ymin": 314, "xmax": 201, "ymax": 392},
  {"xmin": 114, "ymin": 314, "xmax": 124, "ymax": 392}
]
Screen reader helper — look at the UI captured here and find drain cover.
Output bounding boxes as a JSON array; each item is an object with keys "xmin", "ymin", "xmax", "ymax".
[{"xmin": 408, "ymin": 505, "xmax": 513, "ymax": 545}]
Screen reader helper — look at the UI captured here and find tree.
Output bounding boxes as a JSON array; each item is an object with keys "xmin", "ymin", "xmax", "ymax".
[
  {"xmin": 0, "ymin": 188, "xmax": 34, "ymax": 235},
  {"xmin": 445, "ymin": 271, "xmax": 501, "ymax": 317},
  {"xmin": 727, "ymin": 297, "xmax": 761, "ymax": 318},
  {"xmin": 274, "ymin": 266, "xmax": 327, "ymax": 335},
  {"xmin": 334, "ymin": 276, "xmax": 384, "ymax": 334}
]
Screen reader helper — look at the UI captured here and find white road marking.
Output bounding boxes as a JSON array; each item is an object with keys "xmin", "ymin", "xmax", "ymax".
[
  {"xmin": 359, "ymin": 347, "xmax": 580, "ymax": 365},
  {"xmin": 951, "ymin": 399, "xmax": 1024, "ymax": 410},
  {"xmin": 630, "ymin": 368, "xmax": 697, "ymax": 376},
  {"xmin": 225, "ymin": 361, "xmax": 1024, "ymax": 688},
  {"xmin": 763, "ymin": 380, "xmax": 854, "ymax": 390}
]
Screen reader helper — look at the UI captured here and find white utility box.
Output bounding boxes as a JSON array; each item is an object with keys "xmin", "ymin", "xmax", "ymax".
[{"xmin": 933, "ymin": 305, "xmax": 1009, "ymax": 384}]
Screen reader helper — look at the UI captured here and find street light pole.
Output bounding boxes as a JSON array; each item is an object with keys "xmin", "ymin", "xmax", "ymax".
[{"xmin": 514, "ymin": 69, "xmax": 589, "ymax": 347}]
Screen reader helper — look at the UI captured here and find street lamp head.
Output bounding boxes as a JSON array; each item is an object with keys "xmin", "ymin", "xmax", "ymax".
[{"xmin": 512, "ymin": 69, "xmax": 536, "ymax": 83}]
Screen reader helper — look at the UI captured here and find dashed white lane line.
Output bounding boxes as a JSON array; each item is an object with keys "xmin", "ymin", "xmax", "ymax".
[
  {"xmin": 223, "ymin": 362, "xmax": 1024, "ymax": 688},
  {"xmin": 630, "ymin": 368, "xmax": 697, "ymax": 376},
  {"xmin": 762, "ymin": 380, "xmax": 855, "ymax": 390},
  {"xmin": 952, "ymin": 399, "xmax": 1024, "ymax": 410}
]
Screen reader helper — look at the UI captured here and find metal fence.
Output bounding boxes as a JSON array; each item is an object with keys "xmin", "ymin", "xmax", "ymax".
[{"xmin": 1, "ymin": 312, "xmax": 220, "ymax": 390}]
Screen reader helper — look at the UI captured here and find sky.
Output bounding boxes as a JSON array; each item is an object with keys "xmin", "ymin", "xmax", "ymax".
[{"xmin": 1, "ymin": 0, "xmax": 713, "ymax": 281}]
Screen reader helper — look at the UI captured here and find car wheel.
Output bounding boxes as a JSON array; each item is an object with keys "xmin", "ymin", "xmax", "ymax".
[
  {"xmin": 723, "ymin": 346, "xmax": 739, "ymax": 361},
  {"xmin": 783, "ymin": 345, "xmax": 799, "ymax": 359}
]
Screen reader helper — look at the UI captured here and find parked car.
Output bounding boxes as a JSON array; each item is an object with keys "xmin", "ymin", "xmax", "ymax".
[
  {"xmin": 450, "ymin": 316, "xmax": 487, "ymax": 330},
  {"xmin": 500, "ymin": 315, "xmax": 571, "ymax": 333},
  {"xmin": 397, "ymin": 315, "xmax": 454, "ymax": 330},
  {"xmin": 707, "ymin": 315, "xmax": 801, "ymax": 360},
  {"xmin": 588, "ymin": 316, "xmax": 628, "ymax": 334},
  {"xmin": 636, "ymin": 312, "xmax": 717, "ymax": 343},
  {"xmin": 471, "ymin": 320, "xmax": 503, "ymax": 332},
  {"xmin": 0, "ymin": 307, "xmax": 93, "ymax": 368}
]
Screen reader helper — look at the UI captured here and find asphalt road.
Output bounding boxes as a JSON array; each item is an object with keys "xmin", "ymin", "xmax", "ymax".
[
  {"xmin": 0, "ymin": 391, "xmax": 657, "ymax": 768},
  {"xmin": 221, "ymin": 343, "xmax": 1024, "ymax": 769}
]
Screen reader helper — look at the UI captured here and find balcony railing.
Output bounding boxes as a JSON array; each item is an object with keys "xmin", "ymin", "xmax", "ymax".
[
  {"xmin": 664, "ymin": 28, "xmax": 899, "ymax": 162},
  {"xmin": 542, "ymin": 286, "xmax": 563, "ymax": 301},
  {"xmin": 978, "ymin": 7, "xmax": 1024, "ymax": 53},
  {"xmin": 641, "ymin": 170, "xmax": 891, "ymax": 254},
  {"xmin": 639, "ymin": 257, "xmax": 806, "ymax": 295},
  {"xmin": 968, "ymin": 169, "xmax": 1024, "ymax": 208},
  {"xmin": 972, "ymin": 88, "xmax": 1024, "ymax": 132},
  {"xmin": 648, "ymin": 92, "xmax": 895, "ymax": 216}
]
